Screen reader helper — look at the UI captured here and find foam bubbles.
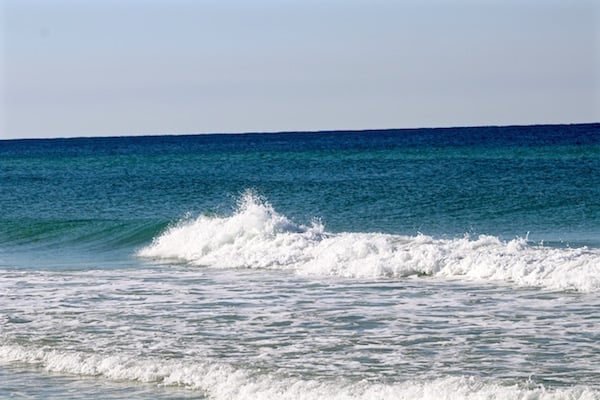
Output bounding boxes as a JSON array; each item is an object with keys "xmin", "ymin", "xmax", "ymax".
[
  {"xmin": 1, "ymin": 344, "xmax": 597, "ymax": 400},
  {"xmin": 138, "ymin": 194, "xmax": 600, "ymax": 292},
  {"xmin": 138, "ymin": 191, "xmax": 325, "ymax": 269}
]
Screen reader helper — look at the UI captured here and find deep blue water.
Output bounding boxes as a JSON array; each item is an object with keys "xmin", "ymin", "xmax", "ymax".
[{"xmin": 1, "ymin": 124, "xmax": 600, "ymax": 399}]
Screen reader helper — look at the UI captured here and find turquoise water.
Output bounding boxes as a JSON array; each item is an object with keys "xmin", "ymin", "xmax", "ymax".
[{"xmin": 1, "ymin": 124, "xmax": 599, "ymax": 399}]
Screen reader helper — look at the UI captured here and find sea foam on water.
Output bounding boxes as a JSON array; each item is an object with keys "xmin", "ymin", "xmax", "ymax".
[
  {"xmin": 1, "ymin": 344, "xmax": 597, "ymax": 400},
  {"xmin": 138, "ymin": 192, "xmax": 600, "ymax": 292}
]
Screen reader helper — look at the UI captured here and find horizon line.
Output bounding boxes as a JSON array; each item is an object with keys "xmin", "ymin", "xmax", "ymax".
[{"xmin": 2, "ymin": 121, "xmax": 599, "ymax": 142}]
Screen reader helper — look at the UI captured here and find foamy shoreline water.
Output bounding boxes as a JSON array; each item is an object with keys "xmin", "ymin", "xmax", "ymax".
[
  {"xmin": 2, "ymin": 344, "xmax": 598, "ymax": 400},
  {"xmin": 2, "ymin": 262, "xmax": 599, "ymax": 398}
]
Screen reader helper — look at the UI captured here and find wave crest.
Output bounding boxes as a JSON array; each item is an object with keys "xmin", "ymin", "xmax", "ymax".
[{"xmin": 138, "ymin": 193, "xmax": 600, "ymax": 292}]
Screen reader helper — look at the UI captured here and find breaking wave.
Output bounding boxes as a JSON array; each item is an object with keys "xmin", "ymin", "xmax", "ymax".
[{"xmin": 138, "ymin": 192, "xmax": 600, "ymax": 292}]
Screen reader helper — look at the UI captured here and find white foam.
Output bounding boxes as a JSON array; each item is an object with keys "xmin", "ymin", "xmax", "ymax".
[
  {"xmin": 1, "ymin": 344, "xmax": 596, "ymax": 400},
  {"xmin": 138, "ymin": 193, "xmax": 600, "ymax": 292}
]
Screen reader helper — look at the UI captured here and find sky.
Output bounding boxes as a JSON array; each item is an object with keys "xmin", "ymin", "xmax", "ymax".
[{"xmin": 1, "ymin": 0, "xmax": 599, "ymax": 139}]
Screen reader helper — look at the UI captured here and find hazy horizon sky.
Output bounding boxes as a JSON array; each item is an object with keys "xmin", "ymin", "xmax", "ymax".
[{"xmin": 1, "ymin": 0, "xmax": 599, "ymax": 139}]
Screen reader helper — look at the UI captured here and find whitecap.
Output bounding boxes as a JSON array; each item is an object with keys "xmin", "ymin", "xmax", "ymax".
[{"xmin": 138, "ymin": 193, "xmax": 600, "ymax": 292}]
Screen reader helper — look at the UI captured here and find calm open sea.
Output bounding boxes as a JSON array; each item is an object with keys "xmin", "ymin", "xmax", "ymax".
[{"xmin": 1, "ymin": 124, "xmax": 599, "ymax": 399}]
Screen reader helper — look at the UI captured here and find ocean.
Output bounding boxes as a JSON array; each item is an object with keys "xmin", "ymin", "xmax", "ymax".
[{"xmin": 1, "ymin": 124, "xmax": 599, "ymax": 399}]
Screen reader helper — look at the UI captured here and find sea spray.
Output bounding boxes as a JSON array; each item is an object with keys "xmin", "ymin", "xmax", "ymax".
[{"xmin": 138, "ymin": 194, "xmax": 600, "ymax": 292}]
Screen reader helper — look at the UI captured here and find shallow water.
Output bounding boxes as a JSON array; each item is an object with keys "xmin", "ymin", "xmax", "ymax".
[{"xmin": 2, "ymin": 266, "xmax": 599, "ymax": 398}]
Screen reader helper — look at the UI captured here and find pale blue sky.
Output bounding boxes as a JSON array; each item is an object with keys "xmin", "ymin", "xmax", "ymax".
[{"xmin": 1, "ymin": 0, "xmax": 599, "ymax": 139}]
